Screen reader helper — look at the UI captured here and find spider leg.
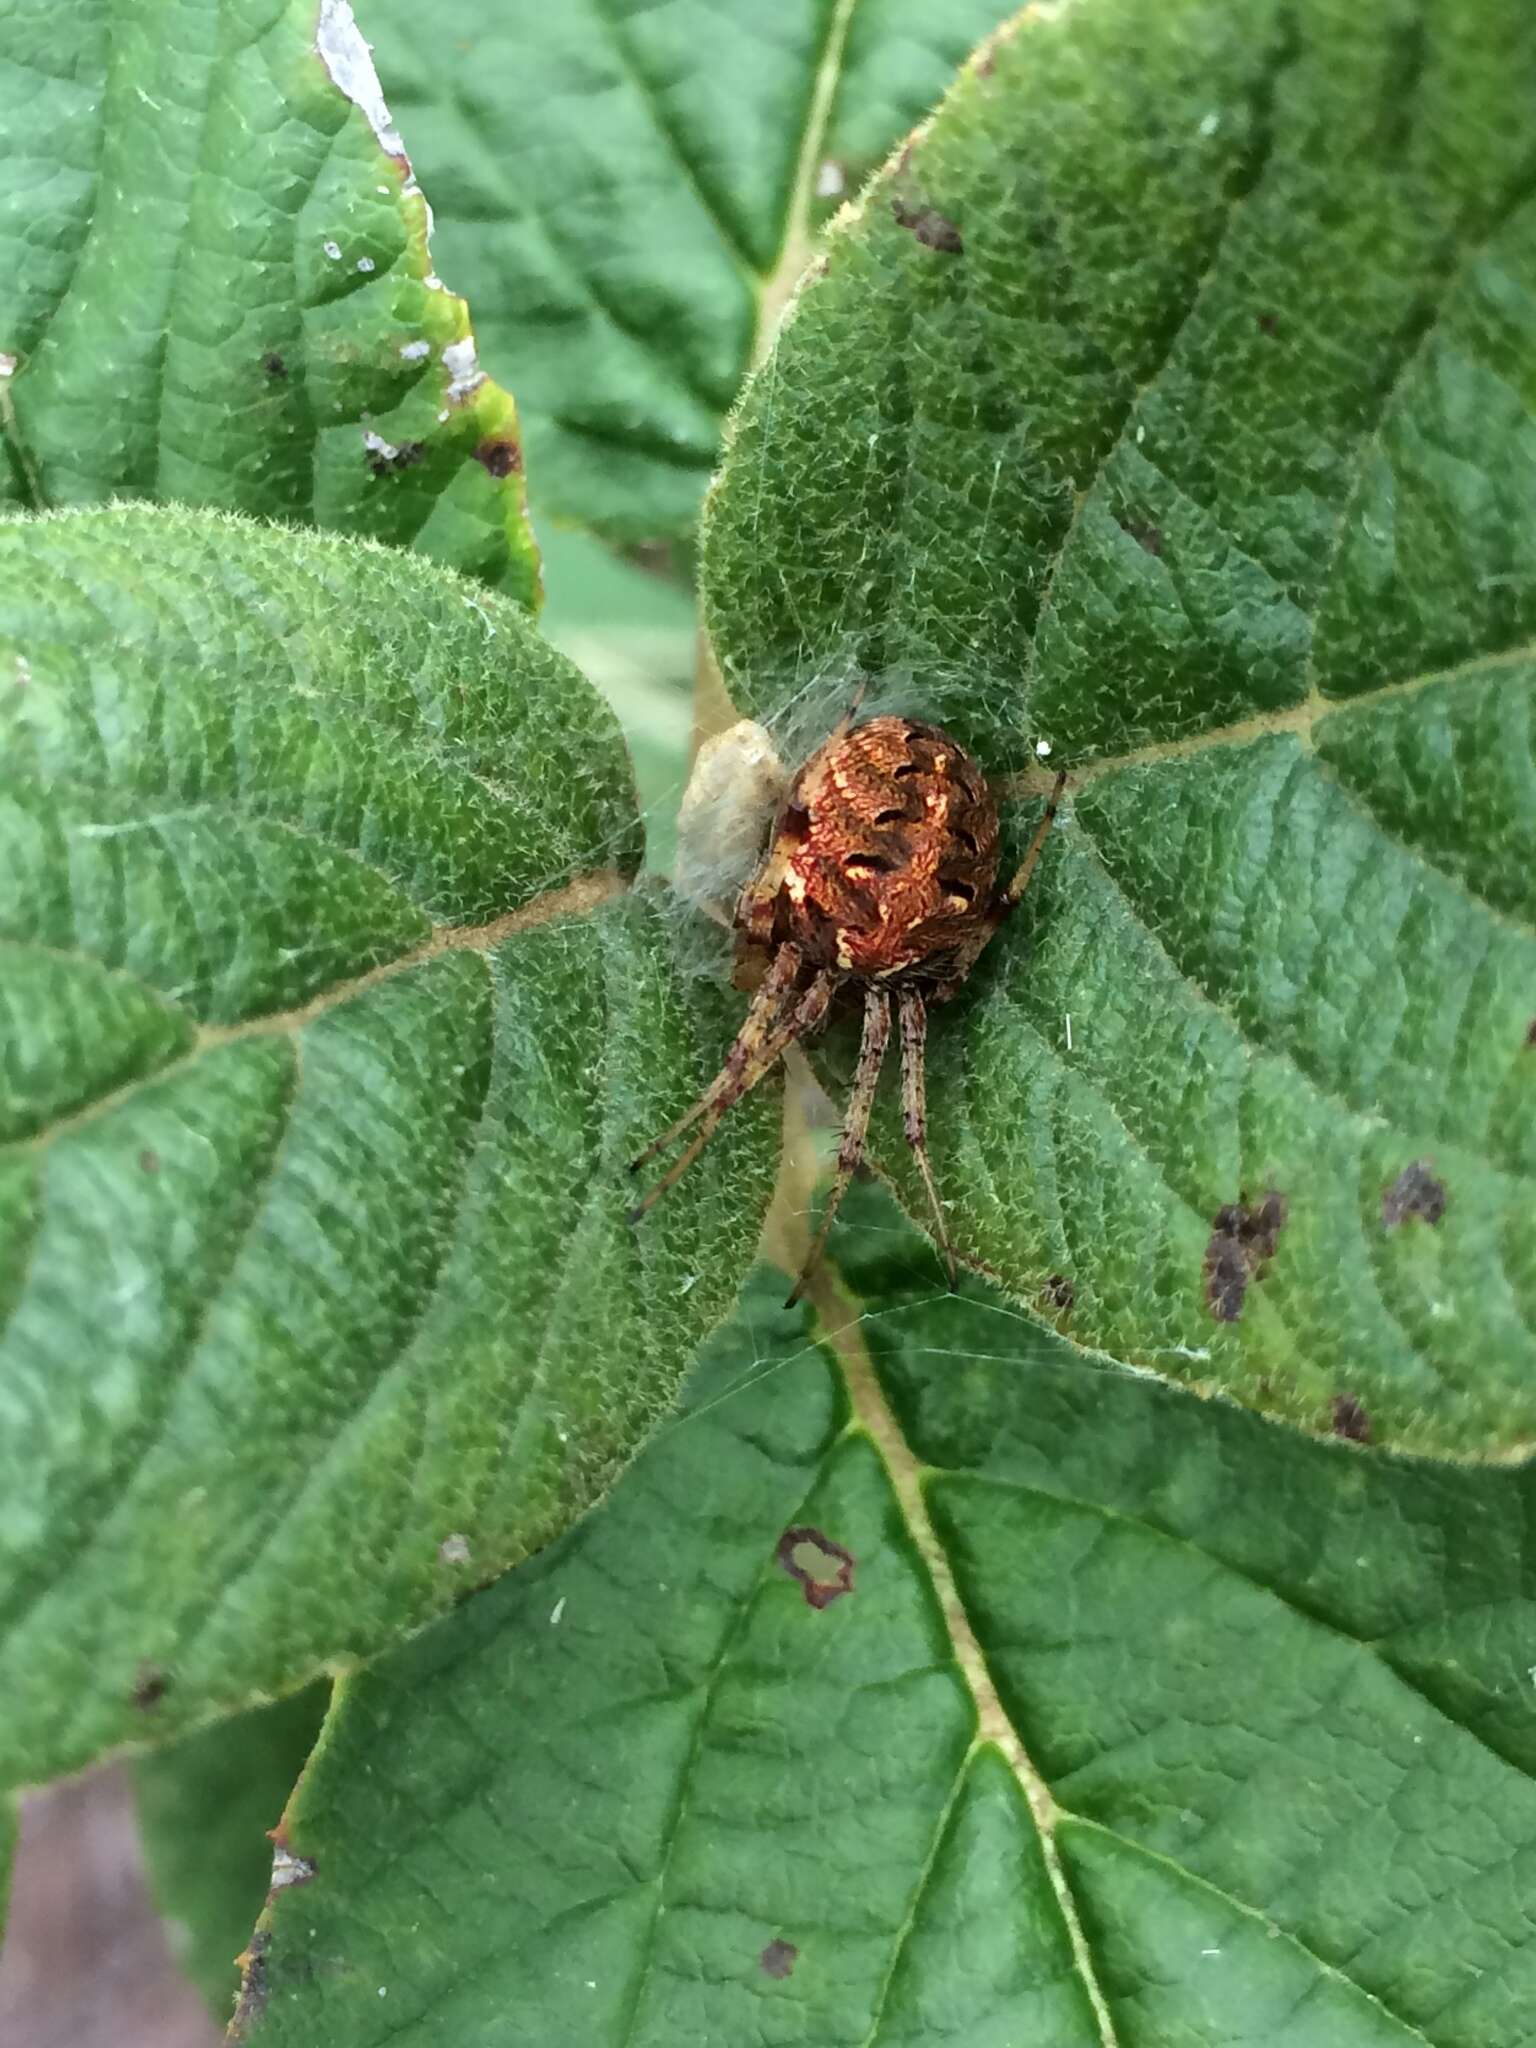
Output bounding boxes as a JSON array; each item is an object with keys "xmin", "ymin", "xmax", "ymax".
[
  {"xmin": 997, "ymin": 769, "xmax": 1067, "ymax": 913},
  {"xmin": 897, "ymin": 988, "xmax": 958, "ymax": 1289},
  {"xmin": 628, "ymin": 969, "xmax": 834, "ymax": 1221},
  {"xmin": 785, "ymin": 986, "xmax": 892, "ymax": 1307},
  {"xmin": 628, "ymin": 942, "xmax": 804, "ymax": 1174}
]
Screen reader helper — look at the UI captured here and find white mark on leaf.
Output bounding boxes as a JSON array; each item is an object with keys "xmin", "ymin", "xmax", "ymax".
[
  {"xmin": 442, "ymin": 337, "xmax": 484, "ymax": 401},
  {"xmin": 270, "ymin": 1846, "xmax": 316, "ymax": 1892},
  {"xmin": 315, "ymin": 0, "xmax": 407, "ymax": 161}
]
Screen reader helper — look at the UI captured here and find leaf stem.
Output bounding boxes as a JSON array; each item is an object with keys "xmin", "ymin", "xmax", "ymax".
[{"xmin": 806, "ymin": 1259, "xmax": 1123, "ymax": 2048}]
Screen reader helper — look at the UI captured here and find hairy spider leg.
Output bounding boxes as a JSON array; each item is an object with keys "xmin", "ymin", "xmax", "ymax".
[
  {"xmin": 998, "ymin": 769, "xmax": 1068, "ymax": 913},
  {"xmin": 628, "ymin": 942, "xmax": 805, "ymax": 1174},
  {"xmin": 786, "ymin": 987, "xmax": 892, "ymax": 1307},
  {"xmin": 897, "ymin": 989, "xmax": 958, "ymax": 1290},
  {"xmin": 627, "ymin": 970, "xmax": 834, "ymax": 1221}
]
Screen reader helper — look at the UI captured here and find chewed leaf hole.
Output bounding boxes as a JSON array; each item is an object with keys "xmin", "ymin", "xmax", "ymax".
[{"xmin": 775, "ymin": 1525, "xmax": 855, "ymax": 1609}]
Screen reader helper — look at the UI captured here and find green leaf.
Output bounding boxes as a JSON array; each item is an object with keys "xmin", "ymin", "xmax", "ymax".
[
  {"xmin": 361, "ymin": 0, "xmax": 1012, "ymax": 540},
  {"xmin": 0, "ymin": 0, "xmax": 538, "ymax": 601},
  {"xmin": 135, "ymin": 1681, "xmax": 330, "ymax": 2021},
  {"xmin": 0, "ymin": 503, "xmax": 777, "ymax": 1788},
  {"xmin": 234, "ymin": 1187, "xmax": 1536, "ymax": 2045},
  {"xmin": 702, "ymin": 0, "xmax": 1536, "ymax": 1458}
]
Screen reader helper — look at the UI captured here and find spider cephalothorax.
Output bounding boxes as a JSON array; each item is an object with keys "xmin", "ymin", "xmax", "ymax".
[{"xmin": 631, "ymin": 709, "xmax": 1064, "ymax": 1301}]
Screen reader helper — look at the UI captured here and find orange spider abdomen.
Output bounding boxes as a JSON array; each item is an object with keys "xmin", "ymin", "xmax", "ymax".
[{"xmin": 735, "ymin": 715, "xmax": 1001, "ymax": 994}]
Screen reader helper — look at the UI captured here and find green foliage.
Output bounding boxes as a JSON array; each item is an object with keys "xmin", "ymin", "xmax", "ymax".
[
  {"xmin": 237, "ymin": 1186, "xmax": 1536, "ymax": 2045},
  {"xmin": 362, "ymin": 0, "xmax": 1011, "ymax": 539},
  {"xmin": 704, "ymin": 0, "xmax": 1536, "ymax": 1458},
  {"xmin": 0, "ymin": 505, "xmax": 775, "ymax": 1788},
  {"xmin": 2, "ymin": 1, "xmax": 1534, "ymax": 2039},
  {"xmin": 0, "ymin": 0, "xmax": 538, "ymax": 600},
  {"xmin": 134, "ymin": 1681, "xmax": 330, "ymax": 2020}
]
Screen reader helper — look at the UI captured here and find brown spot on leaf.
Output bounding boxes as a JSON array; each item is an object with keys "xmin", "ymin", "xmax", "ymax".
[
  {"xmin": 1256, "ymin": 311, "xmax": 1279, "ymax": 336},
  {"xmin": 474, "ymin": 436, "xmax": 522, "ymax": 478},
  {"xmin": 1041, "ymin": 1273, "xmax": 1075, "ymax": 1313},
  {"xmin": 1331, "ymin": 1394, "xmax": 1372, "ymax": 1443},
  {"xmin": 1204, "ymin": 1190, "xmax": 1287, "ymax": 1321},
  {"xmin": 261, "ymin": 351, "xmax": 287, "ymax": 378},
  {"xmin": 1525, "ymin": 1016, "xmax": 1536, "ymax": 1048},
  {"xmin": 1117, "ymin": 516, "xmax": 1163, "ymax": 556},
  {"xmin": 131, "ymin": 1664, "xmax": 169, "ymax": 1710},
  {"xmin": 760, "ymin": 1939, "xmax": 798, "ymax": 1979},
  {"xmin": 230, "ymin": 1930, "xmax": 271, "ymax": 2040},
  {"xmin": 138, "ymin": 1148, "xmax": 160, "ymax": 1174},
  {"xmin": 1382, "ymin": 1160, "xmax": 1446, "ymax": 1227},
  {"xmin": 891, "ymin": 198, "xmax": 964, "ymax": 255},
  {"xmin": 775, "ymin": 1525, "xmax": 855, "ymax": 1609}
]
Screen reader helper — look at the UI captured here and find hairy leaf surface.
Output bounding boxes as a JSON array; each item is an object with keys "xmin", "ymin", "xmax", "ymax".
[
  {"xmin": 0, "ymin": 505, "xmax": 775, "ymax": 1786},
  {"xmin": 703, "ymin": 0, "xmax": 1536, "ymax": 1456}
]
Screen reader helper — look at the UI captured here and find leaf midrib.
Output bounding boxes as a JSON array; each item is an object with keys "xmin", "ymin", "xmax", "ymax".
[
  {"xmin": 1002, "ymin": 637, "xmax": 1536, "ymax": 797},
  {"xmin": 814, "ymin": 1266, "xmax": 1121, "ymax": 2048},
  {"xmin": 827, "ymin": 1276, "xmax": 1528, "ymax": 2048},
  {"xmin": 2, "ymin": 869, "xmax": 627, "ymax": 1163},
  {"xmin": 941, "ymin": 1465, "xmax": 1536, "ymax": 1796}
]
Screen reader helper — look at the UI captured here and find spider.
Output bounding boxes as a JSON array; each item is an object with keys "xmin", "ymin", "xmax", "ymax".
[{"xmin": 629, "ymin": 703, "xmax": 1065, "ymax": 1303}]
